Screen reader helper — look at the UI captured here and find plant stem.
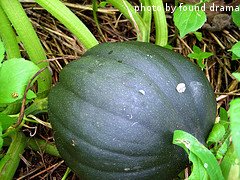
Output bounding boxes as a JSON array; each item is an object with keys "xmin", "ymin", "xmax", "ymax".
[
  {"xmin": 27, "ymin": 137, "xmax": 60, "ymax": 157},
  {"xmin": 0, "ymin": 0, "xmax": 51, "ymax": 96},
  {"xmin": 149, "ymin": 0, "xmax": 168, "ymax": 46},
  {"xmin": 0, "ymin": 5, "xmax": 21, "ymax": 59},
  {"xmin": 61, "ymin": 167, "xmax": 71, "ymax": 180},
  {"xmin": 140, "ymin": 0, "xmax": 152, "ymax": 42},
  {"xmin": 107, "ymin": 0, "xmax": 148, "ymax": 42},
  {"xmin": 34, "ymin": 0, "xmax": 99, "ymax": 49},
  {"xmin": 24, "ymin": 97, "xmax": 48, "ymax": 116},
  {"xmin": 0, "ymin": 131, "xmax": 27, "ymax": 180},
  {"xmin": 92, "ymin": 0, "xmax": 106, "ymax": 42},
  {"xmin": 3, "ymin": 133, "xmax": 60, "ymax": 157}
]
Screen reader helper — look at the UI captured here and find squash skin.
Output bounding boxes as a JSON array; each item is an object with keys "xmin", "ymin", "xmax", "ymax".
[{"xmin": 48, "ymin": 42, "xmax": 216, "ymax": 179}]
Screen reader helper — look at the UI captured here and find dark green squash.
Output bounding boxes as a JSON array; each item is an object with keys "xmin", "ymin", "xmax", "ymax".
[{"xmin": 48, "ymin": 41, "xmax": 216, "ymax": 179}]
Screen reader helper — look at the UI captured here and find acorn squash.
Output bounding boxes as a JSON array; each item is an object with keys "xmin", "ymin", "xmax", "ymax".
[{"xmin": 48, "ymin": 41, "xmax": 216, "ymax": 179}]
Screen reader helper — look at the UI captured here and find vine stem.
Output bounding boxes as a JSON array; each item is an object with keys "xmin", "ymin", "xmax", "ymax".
[
  {"xmin": 3, "ymin": 133, "xmax": 60, "ymax": 158},
  {"xmin": 34, "ymin": 0, "xmax": 99, "ymax": 49},
  {"xmin": 149, "ymin": 0, "xmax": 168, "ymax": 46},
  {"xmin": 0, "ymin": 0, "xmax": 51, "ymax": 96},
  {"xmin": 92, "ymin": 0, "xmax": 107, "ymax": 42},
  {"xmin": 140, "ymin": 0, "xmax": 152, "ymax": 42},
  {"xmin": 0, "ymin": 5, "xmax": 21, "ymax": 59},
  {"xmin": 0, "ymin": 131, "xmax": 27, "ymax": 180},
  {"xmin": 107, "ymin": 0, "xmax": 148, "ymax": 42}
]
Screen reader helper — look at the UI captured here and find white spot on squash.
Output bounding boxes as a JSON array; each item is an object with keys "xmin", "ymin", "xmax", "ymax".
[
  {"xmin": 176, "ymin": 83, "xmax": 186, "ymax": 93},
  {"xmin": 127, "ymin": 114, "xmax": 133, "ymax": 119},
  {"xmin": 131, "ymin": 122, "xmax": 138, "ymax": 126},
  {"xmin": 71, "ymin": 140, "xmax": 76, "ymax": 146},
  {"xmin": 124, "ymin": 167, "xmax": 131, "ymax": 171},
  {"xmin": 139, "ymin": 90, "xmax": 146, "ymax": 95}
]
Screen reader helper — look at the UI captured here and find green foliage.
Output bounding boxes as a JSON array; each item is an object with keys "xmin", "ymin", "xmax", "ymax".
[
  {"xmin": 98, "ymin": 1, "xmax": 108, "ymax": 7},
  {"xmin": 208, "ymin": 107, "xmax": 230, "ymax": 160},
  {"xmin": 193, "ymin": 32, "xmax": 203, "ymax": 41},
  {"xmin": 232, "ymin": 6, "xmax": 240, "ymax": 27},
  {"xmin": 207, "ymin": 123, "xmax": 225, "ymax": 145},
  {"xmin": 229, "ymin": 98, "xmax": 240, "ymax": 159},
  {"xmin": 0, "ymin": 114, "xmax": 17, "ymax": 131},
  {"xmin": 0, "ymin": 58, "xmax": 39, "ymax": 104},
  {"xmin": 0, "ymin": 0, "xmax": 51, "ymax": 96},
  {"xmin": 187, "ymin": 45, "xmax": 213, "ymax": 69},
  {"xmin": 173, "ymin": 5, "xmax": 206, "ymax": 38},
  {"xmin": 0, "ymin": 114, "xmax": 17, "ymax": 150},
  {"xmin": 0, "ymin": 127, "xmax": 2, "ymax": 151},
  {"xmin": 229, "ymin": 41, "xmax": 240, "ymax": 60},
  {"xmin": 173, "ymin": 130, "xmax": 224, "ymax": 180},
  {"xmin": 215, "ymin": 138, "xmax": 230, "ymax": 160},
  {"xmin": 232, "ymin": 72, "xmax": 240, "ymax": 81},
  {"xmin": 0, "ymin": 40, "xmax": 4, "ymax": 63},
  {"xmin": 219, "ymin": 107, "xmax": 228, "ymax": 126},
  {"xmin": 221, "ymin": 144, "xmax": 240, "ymax": 179}
]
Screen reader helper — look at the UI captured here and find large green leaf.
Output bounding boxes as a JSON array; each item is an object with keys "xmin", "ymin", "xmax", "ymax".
[
  {"xmin": 232, "ymin": 6, "xmax": 240, "ymax": 27},
  {"xmin": 0, "ymin": 58, "xmax": 39, "ymax": 104},
  {"xmin": 0, "ymin": 114, "xmax": 17, "ymax": 130},
  {"xmin": 221, "ymin": 144, "xmax": 240, "ymax": 179},
  {"xmin": 229, "ymin": 41, "xmax": 240, "ymax": 59},
  {"xmin": 173, "ymin": 5, "xmax": 206, "ymax": 38},
  {"xmin": 173, "ymin": 130, "xmax": 224, "ymax": 180},
  {"xmin": 229, "ymin": 98, "xmax": 240, "ymax": 158}
]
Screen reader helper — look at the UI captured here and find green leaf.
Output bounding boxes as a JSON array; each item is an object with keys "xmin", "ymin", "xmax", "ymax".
[
  {"xmin": 219, "ymin": 107, "xmax": 229, "ymax": 130},
  {"xmin": 188, "ymin": 45, "xmax": 213, "ymax": 69},
  {"xmin": 207, "ymin": 123, "xmax": 226, "ymax": 145},
  {"xmin": 173, "ymin": 130, "xmax": 224, "ymax": 180},
  {"xmin": 0, "ymin": 126, "xmax": 2, "ymax": 149},
  {"xmin": 232, "ymin": 52, "xmax": 240, "ymax": 60},
  {"xmin": 0, "ymin": 40, "xmax": 5, "ymax": 64},
  {"xmin": 99, "ymin": 1, "xmax": 108, "ymax": 8},
  {"xmin": 229, "ymin": 41, "xmax": 240, "ymax": 59},
  {"xmin": 164, "ymin": 44, "xmax": 173, "ymax": 50},
  {"xmin": 221, "ymin": 144, "xmax": 240, "ymax": 179},
  {"xmin": 193, "ymin": 31, "xmax": 202, "ymax": 41},
  {"xmin": 229, "ymin": 98, "xmax": 240, "ymax": 158},
  {"xmin": 188, "ymin": 152, "xmax": 208, "ymax": 180},
  {"xmin": 232, "ymin": 72, "xmax": 240, "ymax": 81},
  {"xmin": 219, "ymin": 107, "xmax": 228, "ymax": 122},
  {"xmin": 0, "ymin": 114, "xmax": 17, "ymax": 130},
  {"xmin": 232, "ymin": 6, "xmax": 240, "ymax": 27},
  {"xmin": 26, "ymin": 90, "xmax": 37, "ymax": 100},
  {"xmin": 0, "ymin": 58, "xmax": 40, "ymax": 104},
  {"xmin": 216, "ymin": 138, "xmax": 230, "ymax": 160},
  {"xmin": 173, "ymin": 5, "xmax": 206, "ymax": 38}
]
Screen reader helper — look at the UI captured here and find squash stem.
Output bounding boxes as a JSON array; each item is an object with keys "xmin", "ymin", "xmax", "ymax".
[
  {"xmin": 34, "ymin": 0, "xmax": 99, "ymax": 49},
  {"xmin": 149, "ymin": 0, "xmax": 168, "ymax": 46},
  {"xmin": 107, "ymin": 0, "xmax": 148, "ymax": 42},
  {"xmin": 0, "ymin": 131, "xmax": 27, "ymax": 180},
  {"xmin": 0, "ymin": 5, "xmax": 21, "ymax": 59},
  {"xmin": 0, "ymin": 0, "xmax": 51, "ymax": 96},
  {"xmin": 140, "ymin": 0, "xmax": 152, "ymax": 42}
]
